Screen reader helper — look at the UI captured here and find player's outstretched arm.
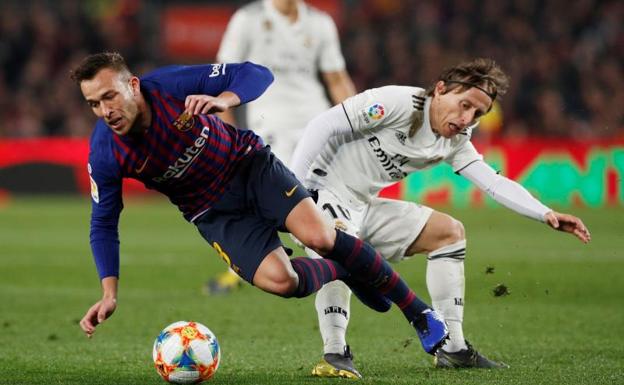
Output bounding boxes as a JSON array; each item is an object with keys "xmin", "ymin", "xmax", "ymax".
[
  {"xmin": 79, "ymin": 276, "xmax": 118, "ymax": 338},
  {"xmin": 544, "ymin": 211, "xmax": 591, "ymax": 243},
  {"xmin": 460, "ymin": 160, "xmax": 590, "ymax": 244}
]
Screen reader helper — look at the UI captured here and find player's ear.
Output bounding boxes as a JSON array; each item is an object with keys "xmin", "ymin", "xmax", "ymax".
[
  {"xmin": 434, "ymin": 81, "xmax": 446, "ymax": 96},
  {"xmin": 129, "ymin": 76, "xmax": 140, "ymax": 96}
]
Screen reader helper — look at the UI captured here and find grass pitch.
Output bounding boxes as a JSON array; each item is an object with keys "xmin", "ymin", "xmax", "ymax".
[{"xmin": 0, "ymin": 196, "xmax": 623, "ymax": 384}]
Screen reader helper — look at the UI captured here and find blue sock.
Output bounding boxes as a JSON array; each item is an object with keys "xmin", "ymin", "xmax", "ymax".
[
  {"xmin": 290, "ymin": 257, "xmax": 348, "ymax": 298},
  {"xmin": 326, "ymin": 230, "xmax": 430, "ymax": 321}
]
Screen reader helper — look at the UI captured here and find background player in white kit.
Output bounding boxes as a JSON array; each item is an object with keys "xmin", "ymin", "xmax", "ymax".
[
  {"xmin": 205, "ymin": 1, "xmax": 359, "ymax": 376},
  {"xmin": 290, "ymin": 58, "xmax": 591, "ymax": 374},
  {"xmin": 214, "ymin": 0, "xmax": 355, "ymax": 165}
]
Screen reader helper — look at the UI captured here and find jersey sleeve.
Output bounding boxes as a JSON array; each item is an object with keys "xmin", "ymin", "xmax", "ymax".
[
  {"xmin": 216, "ymin": 9, "xmax": 250, "ymax": 62},
  {"xmin": 88, "ymin": 124, "xmax": 124, "ymax": 279},
  {"xmin": 341, "ymin": 86, "xmax": 419, "ymax": 133},
  {"xmin": 460, "ymin": 160, "xmax": 551, "ymax": 221},
  {"xmin": 446, "ymin": 136, "xmax": 484, "ymax": 173},
  {"xmin": 142, "ymin": 62, "xmax": 274, "ymax": 105},
  {"xmin": 317, "ymin": 13, "xmax": 346, "ymax": 73}
]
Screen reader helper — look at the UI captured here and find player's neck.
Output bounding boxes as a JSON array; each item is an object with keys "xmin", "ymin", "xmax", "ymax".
[
  {"xmin": 133, "ymin": 93, "xmax": 152, "ymax": 134},
  {"xmin": 429, "ymin": 99, "xmax": 439, "ymax": 135},
  {"xmin": 272, "ymin": 0, "xmax": 299, "ymax": 22}
]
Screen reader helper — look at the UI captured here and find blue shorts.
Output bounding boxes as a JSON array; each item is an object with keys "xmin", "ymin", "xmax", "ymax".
[{"xmin": 194, "ymin": 146, "xmax": 310, "ymax": 283}]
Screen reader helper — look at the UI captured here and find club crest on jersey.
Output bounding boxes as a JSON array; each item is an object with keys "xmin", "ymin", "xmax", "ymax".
[
  {"xmin": 303, "ymin": 35, "xmax": 312, "ymax": 48},
  {"xmin": 173, "ymin": 111, "xmax": 195, "ymax": 132},
  {"xmin": 395, "ymin": 131, "xmax": 407, "ymax": 145},
  {"xmin": 367, "ymin": 103, "xmax": 385, "ymax": 121}
]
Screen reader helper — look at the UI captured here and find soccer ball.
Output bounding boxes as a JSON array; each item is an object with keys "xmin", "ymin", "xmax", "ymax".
[{"xmin": 152, "ymin": 321, "xmax": 221, "ymax": 384}]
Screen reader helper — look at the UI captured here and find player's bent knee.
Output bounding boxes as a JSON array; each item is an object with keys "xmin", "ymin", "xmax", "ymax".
[
  {"xmin": 254, "ymin": 270, "xmax": 298, "ymax": 297},
  {"xmin": 434, "ymin": 215, "xmax": 465, "ymax": 247},
  {"xmin": 253, "ymin": 249, "xmax": 299, "ymax": 297},
  {"xmin": 447, "ymin": 218, "xmax": 465, "ymax": 243},
  {"xmin": 268, "ymin": 279, "xmax": 298, "ymax": 297}
]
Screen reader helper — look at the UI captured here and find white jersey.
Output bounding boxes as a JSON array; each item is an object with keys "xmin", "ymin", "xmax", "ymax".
[
  {"xmin": 304, "ymin": 86, "xmax": 483, "ymax": 206},
  {"xmin": 217, "ymin": 0, "xmax": 346, "ymax": 162}
]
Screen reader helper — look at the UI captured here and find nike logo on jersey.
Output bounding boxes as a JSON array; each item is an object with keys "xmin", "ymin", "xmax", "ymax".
[
  {"xmin": 135, "ymin": 156, "xmax": 150, "ymax": 174},
  {"xmin": 285, "ymin": 185, "xmax": 299, "ymax": 197}
]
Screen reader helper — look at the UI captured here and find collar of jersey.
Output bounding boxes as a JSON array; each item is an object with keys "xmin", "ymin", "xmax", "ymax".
[
  {"xmin": 264, "ymin": 0, "xmax": 308, "ymax": 28},
  {"xmin": 413, "ymin": 97, "xmax": 438, "ymax": 147}
]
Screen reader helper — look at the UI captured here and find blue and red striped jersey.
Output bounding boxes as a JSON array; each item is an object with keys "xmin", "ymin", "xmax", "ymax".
[{"xmin": 87, "ymin": 62, "xmax": 274, "ymax": 279}]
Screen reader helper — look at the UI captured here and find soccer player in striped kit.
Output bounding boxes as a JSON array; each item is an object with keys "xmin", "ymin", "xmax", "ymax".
[{"xmin": 72, "ymin": 52, "xmax": 448, "ymax": 358}]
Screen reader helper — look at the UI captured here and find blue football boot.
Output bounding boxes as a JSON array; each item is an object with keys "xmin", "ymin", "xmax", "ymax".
[{"xmin": 411, "ymin": 309, "xmax": 449, "ymax": 354}]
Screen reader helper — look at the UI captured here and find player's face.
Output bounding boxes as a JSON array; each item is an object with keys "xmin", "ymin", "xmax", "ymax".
[
  {"xmin": 80, "ymin": 68, "xmax": 141, "ymax": 136},
  {"xmin": 430, "ymin": 81, "xmax": 492, "ymax": 138}
]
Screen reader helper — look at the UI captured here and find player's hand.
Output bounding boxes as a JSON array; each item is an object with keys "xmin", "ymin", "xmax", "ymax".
[
  {"xmin": 79, "ymin": 297, "xmax": 117, "ymax": 338},
  {"xmin": 185, "ymin": 95, "xmax": 229, "ymax": 116},
  {"xmin": 544, "ymin": 211, "xmax": 591, "ymax": 243}
]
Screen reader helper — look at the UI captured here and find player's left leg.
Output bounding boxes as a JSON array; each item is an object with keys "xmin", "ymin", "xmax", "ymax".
[{"xmin": 406, "ymin": 210, "xmax": 508, "ymax": 369}]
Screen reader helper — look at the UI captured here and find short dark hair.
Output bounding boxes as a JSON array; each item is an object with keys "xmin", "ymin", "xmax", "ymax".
[
  {"xmin": 70, "ymin": 52, "xmax": 132, "ymax": 83},
  {"xmin": 426, "ymin": 58, "xmax": 509, "ymax": 103}
]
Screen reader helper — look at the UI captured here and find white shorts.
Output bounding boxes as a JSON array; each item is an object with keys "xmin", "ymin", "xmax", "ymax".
[
  {"xmin": 247, "ymin": 116, "xmax": 307, "ymax": 166},
  {"xmin": 315, "ymin": 189, "xmax": 433, "ymax": 262}
]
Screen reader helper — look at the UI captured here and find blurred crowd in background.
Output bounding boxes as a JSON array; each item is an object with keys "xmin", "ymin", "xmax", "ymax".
[{"xmin": 0, "ymin": 0, "xmax": 622, "ymax": 139}]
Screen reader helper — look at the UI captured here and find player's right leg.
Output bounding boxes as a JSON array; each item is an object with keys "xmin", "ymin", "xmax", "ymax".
[{"xmin": 195, "ymin": 206, "xmax": 350, "ymax": 298}]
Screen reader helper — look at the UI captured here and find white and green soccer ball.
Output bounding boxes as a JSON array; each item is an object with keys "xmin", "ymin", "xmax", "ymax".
[{"xmin": 152, "ymin": 321, "xmax": 221, "ymax": 384}]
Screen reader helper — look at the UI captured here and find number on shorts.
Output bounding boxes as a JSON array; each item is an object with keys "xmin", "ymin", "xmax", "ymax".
[
  {"xmin": 322, "ymin": 203, "xmax": 351, "ymax": 221},
  {"xmin": 212, "ymin": 241, "xmax": 232, "ymax": 267}
]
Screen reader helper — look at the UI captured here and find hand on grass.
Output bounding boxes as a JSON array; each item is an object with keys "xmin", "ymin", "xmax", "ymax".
[{"xmin": 79, "ymin": 297, "xmax": 117, "ymax": 338}]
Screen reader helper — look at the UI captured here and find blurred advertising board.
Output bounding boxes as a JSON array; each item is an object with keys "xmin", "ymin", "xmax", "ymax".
[
  {"xmin": 162, "ymin": 5, "xmax": 235, "ymax": 60},
  {"xmin": 1, "ymin": 138, "xmax": 623, "ymax": 207}
]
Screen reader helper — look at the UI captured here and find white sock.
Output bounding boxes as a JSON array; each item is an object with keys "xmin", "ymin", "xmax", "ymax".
[
  {"xmin": 315, "ymin": 280, "xmax": 351, "ymax": 355},
  {"xmin": 426, "ymin": 240, "xmax": 468, "ymax": 353}
]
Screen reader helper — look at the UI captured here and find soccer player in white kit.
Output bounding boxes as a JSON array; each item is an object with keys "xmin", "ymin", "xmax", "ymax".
[
  {"xmin": 290, "ymin": 58, "xmax": 591, "ymax": 375},
  {"xmin": 215, "ymin": 0, "xmax": 355, "ymax": 165}
]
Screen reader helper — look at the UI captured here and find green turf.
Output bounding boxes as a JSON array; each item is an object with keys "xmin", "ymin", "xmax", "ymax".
[{"xmin": 0, "ymin": 196, "xmax": 623, "ymax": 384}]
